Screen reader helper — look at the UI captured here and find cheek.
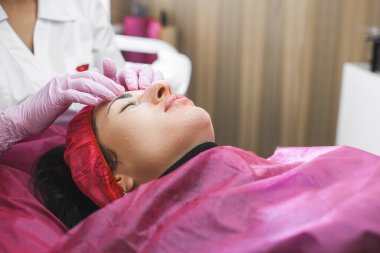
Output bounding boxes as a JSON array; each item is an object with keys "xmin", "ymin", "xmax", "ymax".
[
  {"xmin": 114, "ymin": 111, "xmax": 171, "ymax": 183},
  {"xmin": 166, "ymin": 107, "xmax": 213, "ymax": 135},
  {"xmin": 122, "ymin": 110, "xmax": 161, "ymax": 142},
  {"xmin": 113, "ymin": 110, "xmax": 164, "ymax": 159}
]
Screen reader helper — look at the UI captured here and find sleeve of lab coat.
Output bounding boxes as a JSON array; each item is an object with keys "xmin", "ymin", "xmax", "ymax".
[{"xmin": 88, "ymin": 0, "xmax": 125, "ymax": 71}]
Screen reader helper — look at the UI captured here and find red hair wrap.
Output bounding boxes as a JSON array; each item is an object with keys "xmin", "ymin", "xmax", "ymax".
[{"xmin": 64, "ymin": 105, "xmax": 124, "ymax": 207}]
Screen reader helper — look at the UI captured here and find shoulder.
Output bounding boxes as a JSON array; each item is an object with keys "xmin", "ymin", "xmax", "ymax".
[
  {"xmin": 65, "ymin": 0, "xmax": 109, "ymax": 32},
  {"xmin": 74, "ymin": 0, "xmax": 107, "ymax": 15},
  {"xmin": 37, "ymin": 0, "xmax": 105, "ymax": 22},
  {"xmin": 37, "ymin": 0, "xmax": 94, "ymax": 21}
]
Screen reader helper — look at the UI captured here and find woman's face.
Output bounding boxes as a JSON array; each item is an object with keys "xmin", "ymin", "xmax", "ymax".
[{"xmin": 94, "ymin": 82, "xmax": 215, "ymax": 191}]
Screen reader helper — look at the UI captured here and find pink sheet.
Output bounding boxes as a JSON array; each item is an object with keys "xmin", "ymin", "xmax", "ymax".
[
  {"xmin": 43, "ymin": 146, "xmax": 380, "ymax": 253},
  {"xmin": 0, "ymin": 125, "xmax": 67, "ymax": 252},
  {"xmin": 0, "ymin": 125, "xmax": 66, "ymax": 174},
  {"xmin": 0, "ymin": 164, "xmax": 67, "ymax": 253}
]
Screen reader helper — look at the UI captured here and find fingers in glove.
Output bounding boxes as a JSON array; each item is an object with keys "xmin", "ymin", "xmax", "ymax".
[
  {"xmin": 69, "ymin": 78, "xmax": 119, "ymax": 101},
  {"xmin": 103, "ymin": 58, "xmax": 118, "ymax": 82},
  {"xmin": 138, "ymin": 65, "xmax": 154, "ymax": 90},
  {"xmin": 152, "ymin": 69, "xmax": 164, "ymax": 82},
  {"xmin": 118, "ymin": 68, "xmax": 138, "ymax": 91},
  {"xmin": 71, "ymin": 71, "xmax": 125, "ymax": 96},
  {"xmin": 62, "ymin": 89, "xmax": 100, "ymax": 105}
]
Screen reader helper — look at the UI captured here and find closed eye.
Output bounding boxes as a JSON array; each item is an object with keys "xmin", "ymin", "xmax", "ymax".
[{"xmin": 120, "ymin": 101, "xmax": 137, "ymax": 113}]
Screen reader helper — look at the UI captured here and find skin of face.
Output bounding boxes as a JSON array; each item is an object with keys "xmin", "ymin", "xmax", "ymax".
[{"xmin": 94, "ymin": 82, "xmax": 215, "ymax": 191}]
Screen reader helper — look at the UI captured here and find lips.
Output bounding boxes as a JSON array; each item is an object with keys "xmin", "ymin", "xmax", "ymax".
[{"xmin": 164, "ymin": 94, "xmax": 189, "ymax": 112}]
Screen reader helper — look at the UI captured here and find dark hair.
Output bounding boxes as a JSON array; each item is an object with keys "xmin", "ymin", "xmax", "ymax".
[
  {"xmin": 32, "ymin": 145, "xmax": 99, "ymax": 228},
  {"xmin": 32, "ymin": 117, "xmax": 118, "ymax": 228}
]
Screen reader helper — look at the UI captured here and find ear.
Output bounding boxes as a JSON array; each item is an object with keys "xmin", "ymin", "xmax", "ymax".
[{"xmin": 115, "ymin": 173, "xmax": 135, "ymax": 192}]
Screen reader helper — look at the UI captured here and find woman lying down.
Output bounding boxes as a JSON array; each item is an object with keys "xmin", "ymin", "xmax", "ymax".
[{"xmin": 34, "ymin": 82, "xmax": 380, "ymax": 253}]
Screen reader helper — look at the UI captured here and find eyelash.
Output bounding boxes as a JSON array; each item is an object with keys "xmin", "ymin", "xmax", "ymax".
[{"xmin": 120, "ymin": 101, "xmax": 137, "ymax": 113}]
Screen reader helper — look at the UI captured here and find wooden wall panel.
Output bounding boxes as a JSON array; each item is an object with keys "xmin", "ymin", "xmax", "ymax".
[
  {"xmin": 257, "ymin": 0, "xmax": 284, "ymax": 154},
  {"xmin": 192, "ymin": 0, "xmax": 219, "ymax": 119},
  {"xmin": 110, "ymin": 0, "xmax": 130, "ymax": 23},
  {"xmin": 238, "ymin": 0, "xmax": 268, "ymax": 149},
  {"xmin": 117, "ymin": 0, "xmax": 380, "ymax": 156},
  {"xmin": 213, "ymin": 0, "xmax": 242, "ymax": 146},
  {"xmin": 304, "ymin": 0, "xmax": 342, "ymax": 146},
  {"xmin": 279, "ymin": 0, "xmax": 316, "ymax": 146}
]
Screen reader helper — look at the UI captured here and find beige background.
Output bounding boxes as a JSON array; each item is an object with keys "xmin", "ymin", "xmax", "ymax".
[{"xmin": 112, "ymin": 0, "xmax": 380, "ymax": 157}]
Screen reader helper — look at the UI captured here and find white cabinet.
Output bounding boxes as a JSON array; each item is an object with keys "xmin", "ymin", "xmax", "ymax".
[{"xmin": 336, "ymin": 63, "xmax": 380, "ymax": 155}]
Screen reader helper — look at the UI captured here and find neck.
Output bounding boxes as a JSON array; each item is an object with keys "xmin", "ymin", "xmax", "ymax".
[{"xmin": 159, "ymin": 142, "xmax": 217, "ymax": 178}]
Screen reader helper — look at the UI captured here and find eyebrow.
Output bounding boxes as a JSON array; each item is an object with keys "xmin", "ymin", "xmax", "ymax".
[{"xmin": 107, "ymin": 93, "xmax": 132, "ymax": 114}]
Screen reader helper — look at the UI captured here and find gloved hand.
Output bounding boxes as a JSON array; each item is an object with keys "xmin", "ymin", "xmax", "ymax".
[
  {"xmin": 0, "ymin": 71, "xmax": 125, "ymax": 152},
  {"xmin": 102, "ymin": 58, "xmax": 164, "ymax": 91}
]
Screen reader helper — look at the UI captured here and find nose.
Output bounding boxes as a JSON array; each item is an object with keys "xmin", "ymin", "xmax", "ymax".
[{"xmin": 142, "ymin": 81, "xmax": 172, "ymax": 104}]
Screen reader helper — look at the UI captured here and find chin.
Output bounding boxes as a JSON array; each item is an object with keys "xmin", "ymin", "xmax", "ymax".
[
  {"xmin": 186, "ymin": 107, "xmax": 214, "ymax": 142},
  {"xmin": 166, "ymin": 105, "xmax": 214, "ymax": 142},
  {"xmin": 198, "ymin": 109, "xmax": 215, "ymax": 140}
]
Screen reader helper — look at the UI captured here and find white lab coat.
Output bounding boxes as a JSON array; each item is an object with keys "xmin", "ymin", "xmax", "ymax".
[{"xmin": 0, "ymin": 0, "xmax": 124, "ymax": 124}]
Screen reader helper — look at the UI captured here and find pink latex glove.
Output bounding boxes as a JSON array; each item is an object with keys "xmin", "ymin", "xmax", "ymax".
[
  {"xmin": 0, "ymin": 71, "xmax": 125, "ymax": 153},
  {"xmin": 102, "ymin": 58, "xmax": 164, "ymax": 90}
]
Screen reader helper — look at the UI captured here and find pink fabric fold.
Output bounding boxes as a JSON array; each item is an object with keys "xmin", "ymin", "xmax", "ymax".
[
  {"xmin": 0, "ymin": 164, "xmax": 66, "ymax": 253},
  {"xmin": 0, "ymin": 125, "xmax": 66, "ymax": 174},
  {"xmin": 47, "ymin": 146, "xmax": 380, "ymax": 253}
]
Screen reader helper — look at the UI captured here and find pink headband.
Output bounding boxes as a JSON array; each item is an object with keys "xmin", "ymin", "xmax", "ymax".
[{"xmin": 64, "ymin": 105, "xmax": 124, "ymax": 207}]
